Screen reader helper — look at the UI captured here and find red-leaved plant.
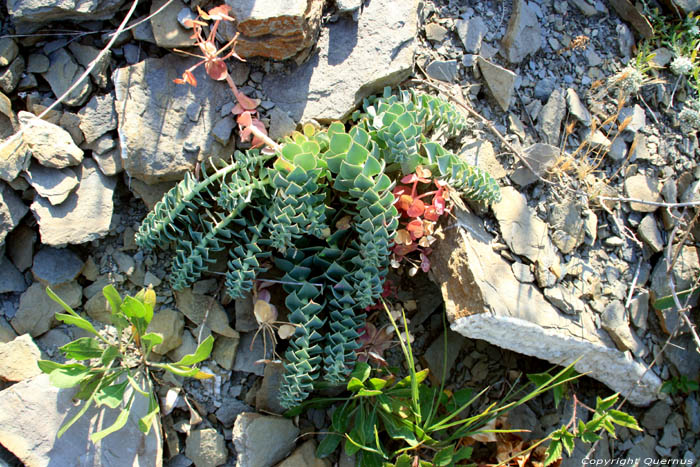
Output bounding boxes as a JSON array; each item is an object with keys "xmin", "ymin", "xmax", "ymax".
[
  {"xmin": 173, "ymin": 5, "xmax": 269, "ymax": 148},
  {"xmin": 391, "ymin": 166, "xmax": 450, "ymax": 275}
]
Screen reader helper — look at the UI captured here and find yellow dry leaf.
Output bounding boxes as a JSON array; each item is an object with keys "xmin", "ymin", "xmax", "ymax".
[
  {"xmin": 278, "ymin": 324, "xmax": 296, "ymax": 339},
  {"xmin": 254, "ymin": 300, "xmax": 277, "ymax": 324}
]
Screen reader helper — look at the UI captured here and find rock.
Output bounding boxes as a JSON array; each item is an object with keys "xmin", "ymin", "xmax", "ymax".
[
  {"xmin": 168, "ymin": 330, "xmax": 197, "ymax": 363},
  {"xmin": 42, "ymin": 49, "xmax": 93, "ymax": 107},
  {"xmin": 548, "ymin": 200, "xmax": 585, "ymax": 254},
  {"xmin": 566, "ymin": 88, "xmax": 591, "ymax": 126},
  {"xmin": 618, "ymin": 105, "xmax": 645, "ymax": 133},
  {"xmin": 0, "ymin": 334, "xmax": 41, "ymax": 382},
  {"xmin": 81, "ymin": 256, "xmax": 98, "ymax": 281},
  {"xmin": 113, "ymin": 55, "xmax": 237, "ymax": 184},
  {"xmin": 18, "ymin": 111, "xmax": 83, "ymax": 169},
  {"xmin": 0, "ymin": 318, "xmax": 17, "ymax": 343},
  {"xmin": 538, "ymin": 88, "xmax": 566, "ymax": 146},
  {"xmin": 659, "ymin": 422, "xmax": 682, "ymax": 448},
  {"xmin": 0, "ymin": 39, "xmax": 19, "ymax": 67},
  {"xmin": 7, "ymin": 0, "xmax": 126, "ymax": 23},
  {"xmin": 460, "ymin": 139, "xmax": 508, "ymax": 180},
  {"xmin": 685, "ymin": 395, "xmax": 700, "ymax": 434},
  {"xmin": 129, "ymin": 179, "xmax": 176, "ymax": 210},
  {"xmin": 269, "ymin": 107, "xmax": 297, "ymax": 141},
  {"xmin": 67, "ymin": 42, "xmax": 110, "ymax": 89},
  {"xmin": 233, "ymin": 332, "xmax": 272, "ymax": 376},
  {"xmin": 144, "ymin": 271, "xmax": 161, "ymax": 287},
  {"xmin": 665, "ymin": 334, "xmax": 700, "ymax": 379},
  {"xmin": 607, "ymin": 137, "xmax": 627, "ymax": 162},
  {"xmin": 0, "ymin": 373, "xmax": 161, "ymax": 466},
  {"xmin": 77, "ymin": 92, "xmax": 117, "ymax": 145},
  {"xmin": 627, "ymin": 435, "xmax": 657, "ymax": 462},
  {"xmin": 638, "ymin": 214, "xmax": 664, "ymax": 253},
  {"xmin": 222, "ymin": 0, "xmax": 324, "ymax": 60},
  {"xmin": 212, "ymin": 335, "xmax": 240, "ymax": 370},
  {"xmin": 84, "ymin": 292, "xmax": 112, "ymax": 324},
  {"xmin": 430, "ymin": 209, "xmax": 661, "ymax": 405},
  {"xmin": 26, "ymin": 54, "xmax": 49, "ymax": 74},
  {"xmin": 232, "ymin": 413, "xmax": 299, "ymax": 467},
  {"xmin": 501, "ymin": 0, "xmax": 542, "ymax": 63},
  {"xmin": 147, "ymin": 309, "xmax": 184, "ymax": 355},
  {"xmin": 32, "ymin": 246, "xmax": 84, "ymax": 286},
  {"xmin": 630, "ymin": 133, "xmax": 650, "ymax": 161},
  {"xmin": 263, "ymin": 0, "xmax": 418, "ymax": 122},
  {"xmin": 185, "ymin": 428, "xmax": 227, "ymax": 467},
  {"xmin": 642, "ymin": 401, "xmax": 671, "ymax": 431},
  {"xmin": 534, "ymin": 78, "xmax": 555, "ymax": 102},
  {"xmin": 568, "ymin": 0, "xmax": 598, "ymax": 15},
  {"xmin": 112, "ymin": 251, "xmax": 135, "ymax": 276},
  {"xmin": 422, "ymin": 330, "xmax": 465, "ymax": 386},
  {"xmin": 600, "ymin": 300, "xmax": 647, "ymax": 357},
  {"xmin": 150, "ymin": 0, "xmax": 195, "ymax": 49},
  {"xmin": 12, "ymin": 281, "xmax": 82, "ymax": 337},
  {"xmin": 0, "ymin": 131, "xmax": 31, "ymax": 182},
  {"xmin": 544, "ymin": 286, "xmax": 585, "ymax": 315},
  {"xmin": 336, "ymin": 0, "xmax": 362, "ymax": 14},
  {"xmin": 629, "ymin": 291, "xmax": 649, "ymax": 329},
  {"xmin": 31, "ymin": 159, "xmax": 116, "ymax": 246},
  {"xmin": 6, "ymin": 224, "xmax": 35, "ymax": 271},
  {"xmin": 211, "ymin": 118, "xmax": 235, "ymax": 145},
  {"xmin": 0, "ymin": 255, "xmax": 26, "ymax": 293},
  {"xmin": 511, "ymin": 262, "xmax": 534, "ymax": 283},
  {"xmin": 426, "ymin": 59, "xmax": 458, "ymax": 82},
  {"xmin": 174, "ymin": 289, "xmax": 237, "ymax": 338},
  {"xmin": 22, "ymin": 163, "xmax": 78, "ymax": 205},
  {"xmin": 455, "ymin": 16, "xmax": 486, "ymax": 53},
  {"xmin": 650, "ymin": 245, "xmax": 700, "ymax": 334},
  {"xmin": 662, "ymin": 0, "xmax": 700, "ymax": 14},
  {"xmin": 425, "ymin": 23, "xmax": 448, "ymax": 42},
  {"xmin": 215, "ymin": 398, "xmax": 251, "ymax": 427},
  {"xmin": 506, "ymin": 404, "xmax": 544, "ymax": 441},
  {"xmin": 255, "ymin": 361, "xmax": 286, "ymax": 414},
  {"xmin": 624, "ymin": 174, "xmax": 662, "ymax": 213},
  {"xmin": 235, "ymin": 293, "xmax": 258, "ymax": 332},
  {"xmin": 279, "ymin": 440, "xmax": 330, "ymax": 467},
  {"xmin": 0, "ymin": 56, "xmax": 24, "ymax": 94},
  {"xmin": 477, "ymin": 57, "xmax": 517, "ymax": 112},
  {"xmin": 650, "ymin": 47, "xmax": 673, "ymax": 68},
  {"xmin": 94, "ymin": 149, "xmax": 123, "ymax": 176},
  {"xmin": 58, "ymin": 111, "xmax": 84, "ymax": 146},
  {"xmin": 0, "ymin": 181, "xmax": 28, "ymax": 245}
]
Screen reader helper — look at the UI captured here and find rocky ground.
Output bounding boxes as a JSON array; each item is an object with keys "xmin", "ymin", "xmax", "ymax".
[{"xmin": 0, "ymin": 0, "xmax": 699, "ymax": 465}]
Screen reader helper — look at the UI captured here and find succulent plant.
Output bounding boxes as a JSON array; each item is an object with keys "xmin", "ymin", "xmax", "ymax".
[{"xmin": 135, "ymin": 87, "xmax": 501, "ymax": 408}]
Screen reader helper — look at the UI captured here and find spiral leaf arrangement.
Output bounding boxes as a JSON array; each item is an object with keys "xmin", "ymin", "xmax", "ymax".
[{"xmin": 135, "ymin": 88, "xmax": 502, "ymax": 408}]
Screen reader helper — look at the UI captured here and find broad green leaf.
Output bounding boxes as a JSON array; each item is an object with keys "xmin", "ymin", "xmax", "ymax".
[
  {"xmin": 368, "ymin": 377, "xmax": 388, "ymax": 391},
  {"xmin": 608, "ymin": 410, "xmax": 642, "ymax": 431},
  {"xmin": 561, "ymin": 430, "xmax": 576, "ymax": 456},
  {"xmin": 596, "ymin": 393, "xmax": 619, "ymax": 412},
  {"xmin": 349, "ymin": 361, "xmax": 371, "ymax": 382},
  {"xmin": 55, "ymin": 313, "xmax": 100, "ymax": 338},
  {"xmin": 95, "ymin": 380, "xmax": 129, "ymax": 409},
  {"xmin": 171, "ymin": 335, "xmax": 214, "ymax": 366},
  {"xmin": 140, "ymin": 332, "xmax": 163, "ymax": 354},
  {"xmin": 126, "ymin": 372, "xmax": 150, "ymax": 396},
  {"xmin": 49, "ymin": 366, "xmax": 92, "ymax": 388},
  {"xmin": 74, "ymin": 373, "xmax": 104, "ymax": 401},
  {"xmin": 378, "ymin": 412, "xmax": 419, "ymax": 447},
  {"xmin": 394, "ymin": 454, "xmax": 413, "ymax": 467},
  {"xmin": 37, "ymin": 360, "xmax": 86, "ymax": 374},
  {"xmin": 332, "ymin": 402, "xmax": 354, "ymax": 431},
  {"xmin": 358, "ymin": 450, "xmax": 384, "ymax": 467},
  {"xmin": 454, "ymin": 446, "xmax": 473, "ymax": 462},
  {"xmin": 356, "ymin": 388, "xmax": 383, "ymax": 397},
  {"xmin": 433, "ymin": 447, "xmax": 454, "ymax": 466},
  {"xmin": 102, "ymin": 285, "xmax": 123, "ymax": 315},
  {"xmin": 121, "ymin": 296, "xmax": 147, "ymax": 321},
  {"xmin": 90, "ymin": 398, "xmax": 133, "ymax": 442},
  {"xmin": 59, "ymin": 337, "xmax": 103, "ymax": 360},
  {"xmin": 316, "ymin": 433, "xmax": 342, "ymax": 458},
  {"xmin": 544, "ymin": 439, "xmax": 563, "ymax": 467},
  {"xmin": 347, "ymin": 377, "xmax": 364, "ymax": 392},
  {"xmin": 139, "ymin": 391, "xmax": 160, "ymax": 434},
  {"xmin": 101, "ymin": 346, "xmax": 120, "ymax": 366},
  {"xmin": 396, "ymin": 368, "xmax": 429, "ymax": 388}
]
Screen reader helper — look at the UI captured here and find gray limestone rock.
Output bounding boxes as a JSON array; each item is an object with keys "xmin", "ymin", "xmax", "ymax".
[
  {"xmin": 477, "ymin": 57, "xmax": 516, "ymax": 112},
  {"xmin": 455, "ymin": 16, "xmax": 486, "ymax": 53},
  {"xmin": 6, "ymin": 224, "xmax": 34, "ymax": 272},
  {"xmin": 77, "ymin": 92, "xmax": 117, "ymax": 144},
  {"xmin": 566, "ymin": 88, "xmax": 591, "ymax": 126},
  {"xmin": 426, "ymin": 59, "xmax": 458, "ymax": 82},
  {"xmin": 212, "ymin": 335, "xmax": 239, "ymax": 371},
  {"xmin": 93, "ymin": 148, "xmax": 123, "ymax": 176},
  {"xmin": 619, "ymin": 105, "xmax": 646, "ymax": 133},
  {"xmin": 0, "ymin": 39, "xmax": 19, "ymax": 67},
  {"xmin": 430, "ymin": 209, "xmax": 661, "ymax": 405},
  {"xmin": 31, "ymin": 246, "xmax": 83, "ymax": 286},
  {"xmin": 642, "ymin": 401, "xmax": 671, "ymax": 431},
  {"xmin": 425, "ymin": 23, "xmax": 448, "ymax": 42},
  {"xmin": 0, "ymin": 181, "xmax": 27, "ymax": 245},
  {"xmin": 629, "ymin": 291, "xmax": 649, "ymax": 329},
  {"xmin": 215, "ymin": 399, "xmax": 251, "ymax": 427},
  {"xmin": 0, "ymin": 129, "xmax": 30, "ymax": 182},
  {"xmin": 0, "ymin": 334, "xmax": 41, "ymax": 382},
  {"xmin": 232, "ymin": 413, "xmax": 299, "ymax": 467},
  {"xmin": 0, "ymin": 373, "xmax": 161, "ymax": 466},
  {"xmin": 149, "ymin": 0, "xmax": 196, "ymax": 49},
  {"xmin": 42, "ymin": 49, "xmax": 93, "ymax": 107},
  {"xmin": 544, "ymin": 286, "xmax": 585, "ymax": 315},
  {"xmin": 637, "ymin": 214, "xmax": 664, "ymax": 253},
  {"xmin": 30, "ymin": 159, "xmax": 116, "ymax": 246},
  {"xmin": 511, "ymin": 262, "xmax": 534, "ymax": 283},
  {"xmin": 624, "ymin": 174, "xmax": 662, "ymax": 213},
  {"xmin": 233, "ymin": 332, "xmax": 271, "ymax": 376},
  {"xmin": 7, "ymin": 0, "xmax": 126, "ymax": 23},
  {"xmin": 255, "ymin": 361, "xmax": 286, "ymax": 414},
  {"xmin": 12, "ymin": 281, "xmax": 82, "ymax": 337},
  {"xmin": 0, "ymin": 255, "xmax": 26, "ymax": 293},
  {"xmin": 263, "ymin": 0, "xmax": 418, "ymax": 122},
  {"xmin": 538, "ymin": 88, "xmax": 566, "ymax": 146},
  {"xmin": 67, "ymin": 42, "xmax": 110, "ymax": 89},
  {"xmin": 26, "ymin": 54, "xmax": 49, "ymax": 73},
  {"xmin": 607, "ymin": 137, "xmax": 627, "ymax": 162},
  {"xmin": 113, "ymin": 55, "xmax": 237, "ymax": 183},
  {"xmin": 510, "ymin": 143, "xmax": 559, "ymax": 187},
  {"xmin": 650, "ymin": 245, "xmax": 700, "ymax": 334},
  {"xmin": 22, "ymin": 163, "xmax": 78, "ymax": 205},
  {"xmin": 548, "ymin": 200, "xmax": 585, "ymax": 254},
  {"xmin": 185, "ymin": 428, "xmax": 227, "ymax": 467},
  {"xmin": 501, "ymin": 0, "xmax": 542, "ymax": 63},
  {"xmin": 146, "ymin": 309, "xmax": 184, "ymax": 355},
  {"xmin": 0, "ymin": 56, "xmax": 24, "ymax": 95},
  {"xmin": 19, "ymin": 111, "xmax": 83, "ymax": 169},
  {"xmin": 600, "ymin": 300, "xmax": 647, "ymax": 357},
  {"xmin": 269, "ymin": 107, "xmax": 297, "ymax": 141},
  {"xmin": 460, "ymin": 139, "xmax": 508, "ymax": 180}
]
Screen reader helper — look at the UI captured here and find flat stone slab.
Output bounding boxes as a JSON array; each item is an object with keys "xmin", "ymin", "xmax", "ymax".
[
  {"xmin": 431, "ymin": 209, "xmax": 661, "ymax": 406},
  {"xmin": 263, "ymin": 0, "xmax": 419, "ymax": 122}
]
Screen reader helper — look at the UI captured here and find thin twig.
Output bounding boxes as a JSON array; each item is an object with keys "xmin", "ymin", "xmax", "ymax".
[{"xmin": 624, "ymin": 257, "xmax": 643, "ymax": 310}]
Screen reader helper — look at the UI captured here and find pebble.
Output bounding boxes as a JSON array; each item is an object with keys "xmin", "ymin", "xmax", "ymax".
[{"xmin": 31, "ymin": 246, "xmax": 84, "ymax": 286}]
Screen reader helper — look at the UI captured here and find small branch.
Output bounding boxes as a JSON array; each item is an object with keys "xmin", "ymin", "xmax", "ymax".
[{"xmin": 597, "ymin": 196, "xmax": 700, "ymax": 208}]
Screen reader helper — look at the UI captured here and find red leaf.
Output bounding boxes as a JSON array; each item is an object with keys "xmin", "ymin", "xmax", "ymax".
[
  {"xmin": 401, "ymin": 174, "xmax": 417, "ymax": 184},
  {"xmin": 406, "ymin": 219, "xmax": 424, "ymax": 239},
  {"xmin": 424, "ymin": 206, "xmax": 440, "ymax": 221},
  {"xmin": 207, "ymin": 5, "xmax": 234, "ymax": 20},
  {"xmin": 175, "ymin": 70, "xmax": 197, "ymax": 87},
  {"xmin": 234, "ymin": 88, "xmax": 260, "ymax": 111},
  {"xmin": 392, "ymin": 243, "xmax": 418, "ymax": 256},
  {"xmin": 406, "ymin": 198, "xmax": 425, "ymax": 217},
  {"xmin": 398, "ymin": 194, "xmax": 413, "ymax": 212},
  {"xmin": 433, "ymin": 194, "xmax": 446, "ymax": 214},
  {"xmin": 205, "ymin": 59, "xmax": 228, "ymax": 81}
]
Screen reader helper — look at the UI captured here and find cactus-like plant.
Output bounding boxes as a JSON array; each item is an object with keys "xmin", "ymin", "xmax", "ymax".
[{"xmin": 135, "ymin": 88, "xmax": 501, "ymax": 408}]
